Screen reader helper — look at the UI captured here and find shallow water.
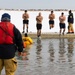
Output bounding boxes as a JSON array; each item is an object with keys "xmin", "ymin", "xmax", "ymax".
[{"xmin": 2, "ymin": 38, "xmax": 75, "ymax": 75}]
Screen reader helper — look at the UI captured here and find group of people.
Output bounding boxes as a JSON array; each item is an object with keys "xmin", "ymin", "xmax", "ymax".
[
  {"xmin": 59, "ymin": 10, "xmax": 74, "ymax": 35},
  {"xmin": 0, "ymin": 9, "xmax": 74, "ymax": 75},
  {"xmin": 22, "ymin": 10, "xmax": 74, "ymax": 37},
  {"xmin": 22, "ymin": 10, "xmax": 43, "ymax": 38}
]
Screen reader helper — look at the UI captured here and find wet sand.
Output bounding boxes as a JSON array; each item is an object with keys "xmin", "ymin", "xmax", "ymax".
[{"xmin": 22, "ymin": 32, "xmax": 75, "ymax": 39}]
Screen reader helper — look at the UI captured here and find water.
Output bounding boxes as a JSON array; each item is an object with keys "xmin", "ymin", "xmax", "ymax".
[
  {"xmin": 2, "ymin": 38, "xmax": 75, "ymax": 75},
  {"xmin": 0, "ymin": 9, "xmax": 75, "ymax": 75}
]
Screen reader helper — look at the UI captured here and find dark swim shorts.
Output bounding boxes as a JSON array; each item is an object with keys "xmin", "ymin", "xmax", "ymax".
[
  {"xmin": 49, "ymin": 20, "xmax": 54, "ymax": 24},
  {"xmin": 59, "ymin": 23, "xmax": 65, "ymax": 29},
  {"xmin": 23, "ymin": 20, "xmax": 29, "ymax": 24},
  {"xmin": 36, "ymin": 24, "xmax": 42, "ymax": 30}
]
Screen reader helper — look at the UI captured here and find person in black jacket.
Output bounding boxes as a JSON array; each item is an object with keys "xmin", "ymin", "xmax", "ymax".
[
  {"xmin": 0, "ymin": 13, "xmax": 23, "ymax": 75},
  {"xmin": 67, "ymin": 10, "xmax": 74, "ymax": 34}
]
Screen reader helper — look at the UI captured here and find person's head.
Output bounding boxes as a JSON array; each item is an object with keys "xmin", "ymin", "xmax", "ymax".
[
  {"xmin": 51, "ymin": 10, "xmax": 53, "ymax": 14},
  {"xmin": 25, "ymin": 10, "xmax": 27, "ymax": 13},
  {"xmin": 69, "ymin": 10, "xmax": 72, "ymax": 14},
  {"xmin": 38, "ymin": 12, "xmax": 41, "ymax": 16},
  {"xmin": 61, "ymin": 12, "xmax": 64, "ymax": 15},
  {"xmin": 24, "ymin": 33, "xmax": 28, "ymax": 37},
  {"xmin": 1, "ymin": 13, "xmax": 11, "ymax": 22}
]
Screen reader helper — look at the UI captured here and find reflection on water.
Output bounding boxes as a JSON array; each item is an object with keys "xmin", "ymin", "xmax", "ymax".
[
  {"xmin": 48, "ymin": 40, "xmax": 54, "ymax": 62},
  {"xmin": 2, "ymin": 38, "xmax": 75, "ymax": 75},
  {"xmin": 58, "ymin": 38, "xmax": 66, "ymax": 63},
  {"xmin": 67, "ymin": 39, "xmax": 74, "ymax": 62},
  {"xmin": 36, "ymin": 39, "xmax": 42, "ymax": 54}
]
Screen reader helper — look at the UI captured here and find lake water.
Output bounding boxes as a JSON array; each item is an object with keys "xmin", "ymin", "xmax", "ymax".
[{"xmin": 2, "ymin": 38, "xmax": 75, "ymax": 75}]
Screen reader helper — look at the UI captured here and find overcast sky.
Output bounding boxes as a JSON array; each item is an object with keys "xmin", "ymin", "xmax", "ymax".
[{"xmin": 0, "ymin": 0, "xmax": 75, "ymax": 9}]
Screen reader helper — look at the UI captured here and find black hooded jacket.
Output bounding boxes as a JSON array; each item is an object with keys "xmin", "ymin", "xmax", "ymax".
[{"xmin": 68, "ymin": 13, "xmax": 74, "ymax": 24}]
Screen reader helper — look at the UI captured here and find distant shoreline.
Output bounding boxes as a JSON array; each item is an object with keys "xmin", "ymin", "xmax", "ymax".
[{"xmin": 0, "ymin": 8, "xmax": 75, "ymax": 12}]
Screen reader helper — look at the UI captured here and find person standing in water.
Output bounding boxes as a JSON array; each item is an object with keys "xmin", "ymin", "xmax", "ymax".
[
  {"xmin": 67, "ymin": 10, "xmax": 74, "ymax": 34},
  {"xmin": 59, "ymin": 12, "xmax": 66, "ymax": 35},
  {"xmin": 36, "ymin": 12, "xmax": 43, "ymax": 38},
  {"xmin": 22, "ymin": 10, "xmax": 29, "ymax": 33},
  {"xmin": 49, "ymin": 10, "xmax": 55, "ymax": 29},
  {"xmin": 0, "ymin": 13, "xmax": 23, "ymax": 75}
]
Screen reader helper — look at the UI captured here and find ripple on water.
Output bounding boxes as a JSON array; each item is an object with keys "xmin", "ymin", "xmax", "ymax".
[{"xmin": 2, "ymin": 38, "xmax": 75, "ymax": 75}]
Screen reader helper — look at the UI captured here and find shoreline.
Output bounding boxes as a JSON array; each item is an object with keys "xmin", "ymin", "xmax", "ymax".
[
  {"xmin": 0, "ymin": 8, "xmax": 75, "ymax": 12},
  {"xmin": 22, "ymin": 33, "xmax": 75, "ymax": 39}
]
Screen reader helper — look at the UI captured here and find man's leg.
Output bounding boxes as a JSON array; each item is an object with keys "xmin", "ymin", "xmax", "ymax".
[
  {"xmin": 39, "ymin": 29, "xmax": 41, "ymax": 37},
  {"xmin": 68, "ymin": 24, "xmax": 71, "ymax": 33},
  {"xmin": 62, "ymin": 24, "xmax": 65, "ymax": 35},
  {"xmin": 59, "ymin": 29, "xmax": 62, "ymax": 35},
  {"xmin": 4, "ymin": 58, "xmax": 17, "ymax": 75},
  {"xmin": 70, "ymin": 24, "xmax": 74, "ymax": 33},
  {"xmin": 50, "ymin": 24, "xmax": 52, "ymax": 29},
  {"xmin": 59, "ymin": 23, "xmax": 62, "ymax": 35},
  {"xmin": 0, "ymin": 59, "xmax": 4, "ymax": 75},
  {"xmin": 52, "ymin": 24, "xmax": 54, "ymax": 28},
  {"xmin": 37, "ymin": 30, "xmax": 40, "ymax": 37},
  {"xmin": 62, "ymin": 28, "xmax": 65, "ymax": 35},
  {"xmin": 26, "ymin": 24, "xmax": 28, "ymax": 33},
  {"xmin": 22, "ymin": 24, "xmax": 25, "ymax": 33}
]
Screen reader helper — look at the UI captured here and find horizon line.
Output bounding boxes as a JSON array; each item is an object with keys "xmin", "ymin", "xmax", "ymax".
[{"xmin": 0, "ymin": 8, "xmax": 75, "ymax": 11}]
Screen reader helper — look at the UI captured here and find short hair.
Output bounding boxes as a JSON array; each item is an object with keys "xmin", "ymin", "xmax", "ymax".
[
  {"xmin": 25, "ymin": 10, "xmax": 27, "ymax": 12},
  {"xmin": 62, "ymin": 12, "xmax": 64, "ymax": 15},
  {"xmin": 24, "ymin": 33, "xmax": 28, "ymax": 37},
  {"xmin": 69, "ymin": 10, "xmax": 71, "ymax": 14},
  {"xmin": 51, "ymin": 10, "xmax": 53, "ymax": 13}
]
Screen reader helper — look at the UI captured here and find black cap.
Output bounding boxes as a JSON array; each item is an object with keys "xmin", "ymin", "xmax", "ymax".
[{"xmin": 1, "ymin": 13, "xmax": 11, "ymax": 21}]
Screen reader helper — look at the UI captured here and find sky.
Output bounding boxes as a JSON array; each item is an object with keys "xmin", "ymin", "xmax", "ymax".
[{"xmin": 0, "ymin": 0, "xmax": 75, "ymax": 10}]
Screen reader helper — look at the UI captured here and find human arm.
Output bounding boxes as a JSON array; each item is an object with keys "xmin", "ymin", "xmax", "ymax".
[
  {"xmin": 14, "ymin": 26, "xmax": 23, "ymax": 55},
  {"xmin": 27, "ymin": 13, "xmax": 29, "ymax": 19}
]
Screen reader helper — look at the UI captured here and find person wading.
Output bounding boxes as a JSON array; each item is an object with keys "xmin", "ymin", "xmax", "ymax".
[{"xmin": 0, "ymin": 13, "xmax": 23, "ymax": 75}]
